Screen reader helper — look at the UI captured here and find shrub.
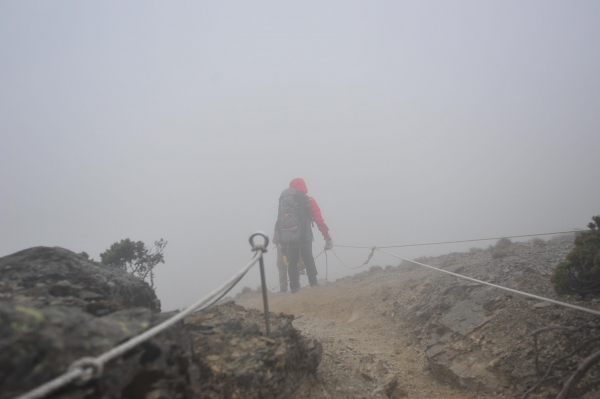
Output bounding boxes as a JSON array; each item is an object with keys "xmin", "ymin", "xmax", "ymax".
[
  {"xmin": 469, "ymin": 247, "xmax": 484, "ymax": 254},
  {"xmin": 491, "ymin": 249, "xmax": 508, "ymax": 259},
  {"xmin": 531, "ymin": 237, "xmax": 545, "ymax": 246},
  {"xmin": 551, "ymin": 216, "xmax": 600, "ymax": 297},
  {"xmin": 495, "ymin": 237, "xmax": 512, "ymax": 250},
  {"xmin": 240, "ymin": 286, "xmax": 252, "ymax": 295},
  {"xmin": 491, "ymin": 237, "xmax": 512, "ymax": 259},
  {"xmin": 369, "ymin": 265, "xmax": 383, "ymax": 273},
  {"xmin": 100, "ymin": 238, "xmax": 167, "ymax": 289}
]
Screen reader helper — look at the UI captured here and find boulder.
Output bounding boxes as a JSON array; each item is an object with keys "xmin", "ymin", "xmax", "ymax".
[
  {"xmin": 0, "ymin": 247, "xmax": 322, "ymax": 399},
  {"xmin": 186, "ymin": 302, "xmax": 323, "ymax": 398},
  {"xmin": 0, "ymin": 246, "xmax": 159, "ymax": 314},
  {"xmin": 0, "ymin": 304, "xmax": 190, "ymax": 399}
]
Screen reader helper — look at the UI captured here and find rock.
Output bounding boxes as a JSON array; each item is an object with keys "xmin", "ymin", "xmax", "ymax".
[
  {"xmin": 368, "ymin": 234, "xmax": 591, "ymax": 396},
  {"xmin": 0, "ymin": 247, "xmax": 323, "ymax": 399},
  {"xmin": 383, "ymin": 374, "xmax": 398, "ymax": 396},
  {"xmin": 360, "ymin": 354, "xmax": 375, "ymax": 364},
  {"xmin": 373, "ymin": 374, "xmax": 407, "ymax": 398},
  {"xmin": 511, "ymin": 361, "xmax": 537, "ymax": 378},
  {"xmin": 375, "ymin": 359, "xmax": 388, "ymax": 374},
  {"xmin": 0, "ymin": 247, "xmax": 159, "ymax": 312},
  {"xmin": 187, "ymin": 303, "xmax": 322, "ymax": 398},
  {"xmin": 0, "ymin": 302, "xmax": 190, "ymax": 399},
  {"xmin": 355, "ymin": 369, "xmax": 374, "ymax": 381}
]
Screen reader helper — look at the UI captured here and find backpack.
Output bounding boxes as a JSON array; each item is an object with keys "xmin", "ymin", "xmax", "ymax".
[{"xmin": 276, "ymin": 188, "xmax": 313, "ymax": 245}]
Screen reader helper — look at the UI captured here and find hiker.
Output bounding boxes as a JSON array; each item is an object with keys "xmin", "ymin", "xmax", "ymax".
[{"xmin": 274, "ymin": 178, "xmax": 333, "ymax": 293}]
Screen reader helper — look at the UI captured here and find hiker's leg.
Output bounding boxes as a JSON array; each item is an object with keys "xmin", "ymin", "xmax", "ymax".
[
  {"xmin": 285, "ymin": 244, "xmax": 301, "ymax": 292},
  {"xmin": 276, "ymin": 247, "xmax": 288, "ymax": 292},
  {"xmin": 301, "ymin": 241, "xmax": 318, "ymax": 286}
]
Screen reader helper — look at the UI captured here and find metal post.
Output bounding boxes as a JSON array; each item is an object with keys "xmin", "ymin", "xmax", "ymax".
[
  {"xmin": 249, "ymin": 232, "xmax": 271, "ymax": 335},
  {"xmin": 258, "ymin": 254, "xmax": 271, "ymax": 335}
]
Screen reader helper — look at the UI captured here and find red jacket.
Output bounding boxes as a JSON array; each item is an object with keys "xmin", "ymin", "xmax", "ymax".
[{"xmin": 287, "ymin": 178, "xmax": 331, "ymax": 241}]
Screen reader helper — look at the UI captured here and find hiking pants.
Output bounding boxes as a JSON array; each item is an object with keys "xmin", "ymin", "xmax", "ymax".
[
  {"xmin": 283, "ymin": 241, "xmax": 318, "ymax": 290},
  {"xmin": 276, "ymin": 247, "xmax": 288, "ymax": 292}
]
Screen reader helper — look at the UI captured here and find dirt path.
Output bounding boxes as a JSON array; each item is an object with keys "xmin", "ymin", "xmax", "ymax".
[{"xmin": 238, "ymin": 283, "xmax": 506, "ymax": 399}]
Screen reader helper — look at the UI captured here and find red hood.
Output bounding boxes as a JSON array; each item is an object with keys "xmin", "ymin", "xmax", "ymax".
[{"xmin": 289, "ymin": 178, "xmax": 308, "ymax": 194}]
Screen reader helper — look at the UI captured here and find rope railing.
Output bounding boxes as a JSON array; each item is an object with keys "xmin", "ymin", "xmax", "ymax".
[
  {"xmin": 334, "ymin": 229, "xmax": 582, "ymax": 249},
  {"xmin": 330, "ymin": 246, "xmax": 376, "ymax": 270},
  {"xmin": 375, "ymin": 248, "xmax": 600, "ymax": 317},
  {"xmin": 266, "ymin": 229, "xmax": 597, "ymax": 319},
  {"xmin": 15, "ymin": 232, "xmax": 271, "ymax": 399},
  {"xmin": 314, "ymin": 229, "xmax": 600, "ymax": 317}
]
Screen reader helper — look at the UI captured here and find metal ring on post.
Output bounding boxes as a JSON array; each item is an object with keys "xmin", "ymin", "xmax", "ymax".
[
  {"xmin": 249, "ymin": 231, "xmax": 269, "ymax": 253},
  {"xmin": 250, "ymin": 231, "xmax": 271, "ymax": 335}
]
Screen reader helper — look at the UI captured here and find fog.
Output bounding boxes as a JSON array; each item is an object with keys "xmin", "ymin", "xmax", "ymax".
[{"xmin": 1, "ymin": 1, "xmax": 599, "ymax": 311}]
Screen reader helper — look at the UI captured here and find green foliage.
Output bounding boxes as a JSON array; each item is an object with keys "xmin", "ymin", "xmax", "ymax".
[
  {"xmin": 100, "ymin": 238, "xmax": 167, "ymax": 289},
  {"xmin": 552, "ymin": 216, "xmax": 600, "ymax": 297}
]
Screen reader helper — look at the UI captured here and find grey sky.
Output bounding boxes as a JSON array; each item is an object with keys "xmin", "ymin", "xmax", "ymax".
[{"xmin": 1, "ymin": 1, "xmax": 599, "ymax": 310}]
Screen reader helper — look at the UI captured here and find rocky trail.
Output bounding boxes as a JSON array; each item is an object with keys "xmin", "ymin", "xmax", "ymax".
[
  {"xmin": 3, "ymin": 235, "xmax": 600, "ymax": 399},
  {"xmin": 240, "ymin": 285, "xmax": 494, "ymax": 399},
  {"xmin": 237, "ymin": 234, "xmax": 600, "ymax": 399}
]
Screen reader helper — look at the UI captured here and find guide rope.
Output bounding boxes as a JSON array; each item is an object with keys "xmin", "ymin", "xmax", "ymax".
[
  {"xmin": 15, "ymin": 232, "xmax": 270, "ymax": 399},
  {"xmin": 334, "ymin": 229, "xmax": 582, "ymax": 249},
  {"xmin": 375, "ymin": 248, "xmax": 600, "ymax": 317},
  {"xmin": 320, "ymin": 229, "xmax": 599, "ymax": 317},
  {"xmin": 330, "ymin": 246, "xmax": 377, "ymax": 269}
]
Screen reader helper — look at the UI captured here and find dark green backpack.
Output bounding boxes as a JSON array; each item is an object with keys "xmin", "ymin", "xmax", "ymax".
[{"xmin": 276, "ymin": 188, "xmax": 313, "ymax": 245}]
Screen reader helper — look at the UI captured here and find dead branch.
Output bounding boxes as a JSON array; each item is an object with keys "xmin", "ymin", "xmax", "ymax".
[
  {"xmin": 557, "ymin": 350, "xmax": 600, "ymax": 399},
  {"xmin": 522, "ymin": 321, "xmax": 600, "ymax": 399},
  {"xmin": 524, "ymin": 337, "xmax": 600, "ymax": 399}
]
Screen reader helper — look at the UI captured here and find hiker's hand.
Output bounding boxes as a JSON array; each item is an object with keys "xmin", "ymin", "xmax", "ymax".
[{"xmin": 325, "ymin": 238, "xmax": 333, "ymax": 250}]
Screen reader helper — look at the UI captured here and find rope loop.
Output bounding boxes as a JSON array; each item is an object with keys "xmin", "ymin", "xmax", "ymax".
[
  {"xmin": 331, "ymin": 246, "xmax": 377, "ymax": 270},
  {"xmin": 68, "ymin": 357, "xmax": 103, "ymax": 385},
  {"xmin": 360, "ymin": 246, "xmax": 377, "ymax": 266},
  {"xmin": 249, "ymin": 231, "xmax": 269, "ymax": 253}
]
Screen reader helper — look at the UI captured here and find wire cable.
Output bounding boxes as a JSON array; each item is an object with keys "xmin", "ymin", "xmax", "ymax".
[
  {"xmin": 376, "ymin": 248, "xmax": 600, "ymax": 317},
  {"xmin": 334, "ymin": 229, "xmax": 581, "ymax": 250}
]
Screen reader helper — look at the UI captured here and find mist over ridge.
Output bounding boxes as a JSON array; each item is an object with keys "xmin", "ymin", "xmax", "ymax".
[{"xmin": 1, "ymin": 1, "xmax": 599, "ymax": 311}]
